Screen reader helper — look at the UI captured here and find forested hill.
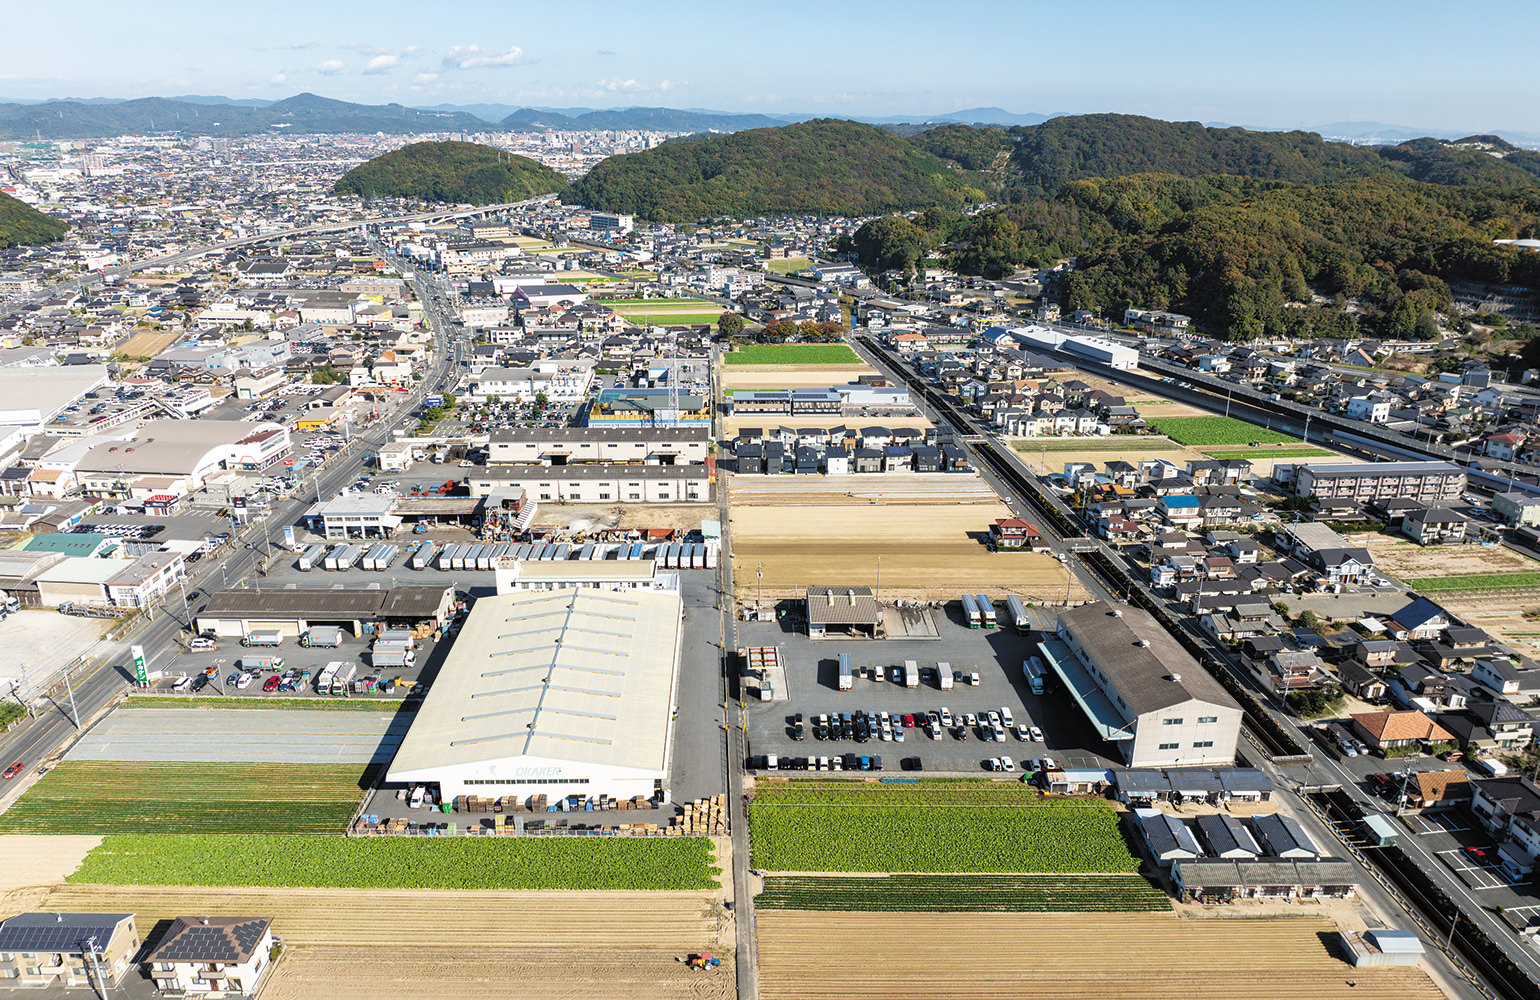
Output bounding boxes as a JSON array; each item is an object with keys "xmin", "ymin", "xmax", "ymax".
[
  {"xmin": 569, "ymin": 119, "xmax": 987, "ymax": 222},
  {"xmin": 0, "ymin": 191, "xmax": 67, "ymax": 247},
  {"xmin": 333, "ymin": 141, "xmax": 569, "ymax": 205}
]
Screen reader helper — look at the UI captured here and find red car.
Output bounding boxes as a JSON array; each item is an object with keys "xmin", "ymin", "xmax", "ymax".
[
  {"xmin": 262, "ymin": 675, "xmax": 282, "ymax": 692},
  {"xmin": 902, "ymin": 714, "xmax": 916, "ymax": 728},
  {"xmin": 2, "ymin": 761, "xmax": 23, "ymax": 780}
]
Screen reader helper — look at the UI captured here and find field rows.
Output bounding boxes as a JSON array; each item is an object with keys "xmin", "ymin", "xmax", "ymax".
[
  {"xmin": 0, "ymin": 762, "xmax": 365, "ymax": 835},
  {"xmin": 758, "ymin": 874, "xmax": 1170, "ymax": 912},
  {"xmin": 1147, "ymin": 416, "xmax": 1299, "ymax": 446},
  {"xmin": 758, "ymin": 911, "xmax": 1443, "ymax": 1000},
  {"xmin": 749, "ymin": 783, "xmax": 1138, "ymax": 873},
  {"xmin": 69, "ymin": 834, "xmax": 720, "ymax": 891},
  {"xmin": 725, "ymin": 344, "xmax": 862, "ymax": 365},
  {"xmin": 1409, "ymin": 571, "xmax": 1540, "ymax": 592},
  {"xmin": 45, "ymin": 883, "xmax": 723, "ymax": 947}
]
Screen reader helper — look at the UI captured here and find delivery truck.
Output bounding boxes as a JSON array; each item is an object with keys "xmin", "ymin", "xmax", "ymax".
[
  {"xmin": 329, "ymin": 662, "xmax": 356, "ymax": 695},
  {"xmin": 838, "ymin": 653, "xmax": 853, "ymax": 692},
  {"xmin": 961, "ymin": 593, "xmax": 982, "ymax": 628},
  {"xmin": 975, "ymin": 594, "xmax": 998, "ymax": 628},
  {"xmin": 1024, "ymin": 656, "xmax": 1047, "ymax": 696},
  {"xmin": 903, "ymin": 659, "xmax": 919, "ymax": 689},
  {"xmin": 938, "ymin": 661, "xmax": 954, "ymax": 690},
  {"xmin": 1005, "ymin": 594, "xmax": 1030, "ymax": 633},
  {"xmin": 242, "ymin": 629, "xmax": 283, "ymax": 648}
]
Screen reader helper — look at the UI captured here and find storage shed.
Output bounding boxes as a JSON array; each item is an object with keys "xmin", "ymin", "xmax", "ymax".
[
  {"xmin": 1135, "ymin": 808, "xmax": 1203, "ymax": 867},
  {"xmin": 1338, "ymin": 928, "xmax": 1425, "ymax": 967}
]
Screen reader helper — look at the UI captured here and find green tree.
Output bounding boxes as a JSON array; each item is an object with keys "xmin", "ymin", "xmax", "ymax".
[
  {"xmin": 1295, "ymin": 609, "xmax": 1320, "ymax": 630},
  {"xmin": 717, "ymin": 312, "xmax": 745, "ymax": 337}
]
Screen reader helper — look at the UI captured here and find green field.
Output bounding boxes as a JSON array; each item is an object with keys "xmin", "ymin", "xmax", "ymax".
[
  {"xmin": 766, "ymin": 257, "xmax": 812, "ymax": 274},
  {"xmin": 1202, "ymin": 445, "xmax": 1336, "ymax": 459},
  {"xmin": 1010, "ymin": 437, "xmax": 1176, "ymax": 453},
  {"xmin": 122, "ymin": 696, "xmax": 407, "ymax": 712},
  {"xmin": 1146, "ymin": 416, "xmax": 1299, "ymax": 446},
  {"xmin": 69, "ymin": 834, "xmax": 719, "ymax": 890},
  {"xmin": 596, "ymin": 297, "xmax": 717, "ymax": 307},
  {"xmin": 757, "ymin": 874, "xmax": 1169, "ymax": 912},
  {"xmin": 607, "ymin": 312, "xmax": 723, "ymax": 326},
  {"xmin": 748, "ymin": 781, "xmax": 1139, "ymax": 873},
  {"xmin": 725, "ymin": 344, "xmax": 862, "ymax": 366},
  {"xmin": 1409, "ymin": 572, "xmax": 1540, "ymax": 593},
  {"xmin": 0, "ymin": 762, "xmax": 364, "ymax": 835}
]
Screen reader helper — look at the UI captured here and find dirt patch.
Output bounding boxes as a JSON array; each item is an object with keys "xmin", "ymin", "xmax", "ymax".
[
  {"xmin": 1011, "ymin": 441, "xmax": 1201, "ymax": 477},
  {"xmin": 1437, "ymin": 604, "xmax": 1540, "ymax": 658},
  {"xmin": 522, "ymin": 503, "xmax": 719, "ymax": 536},
  {"xmin": 728, "ymin": 474, "xmax": 1000, "ymax": 506},
  {"xmin": 729, "ymin": 502, "xmax": 1081, "ymax": 602},
  {"xmin": 723, "ymin": 365, "xmax": 878, "ymax": 390},
  {"xmin": 757, "ymin": 910, "xmax": 1442, "ymax": 1000},
  {"xmin": 0, "ymin": 836, "xmax": 99, "ymax": 909},
  {"xmin": 115, "ymin": 329, "xmax": 182, "ymax": 358},
  {"xmin": 1367, "ymin": 537, "xmax": 1540, "ymax": 581}
]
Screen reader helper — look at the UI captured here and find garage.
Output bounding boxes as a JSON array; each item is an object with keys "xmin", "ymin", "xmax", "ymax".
[{"xmin": 195, "ymin": 586, "xmax": 453, "ymax": 639}]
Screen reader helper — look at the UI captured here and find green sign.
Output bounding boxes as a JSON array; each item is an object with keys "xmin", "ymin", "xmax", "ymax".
[{"xmin": 131, "ymin": 645, "xmax": 147, "ymax": 686}]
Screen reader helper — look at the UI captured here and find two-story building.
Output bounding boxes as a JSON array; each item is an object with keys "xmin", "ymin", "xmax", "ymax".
[
  {"xmin": 0, "ymin": 913, "xmax": 138, "ymax": 989},
  {"xmin": 144, "ymin": 916, "xmax": 275, "ymax": 997}
]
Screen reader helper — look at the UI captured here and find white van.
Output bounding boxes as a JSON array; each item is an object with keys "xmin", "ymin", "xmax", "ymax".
[{"xmin": 172, "ymin": 675, "xmax": 194, "ymax": 692}]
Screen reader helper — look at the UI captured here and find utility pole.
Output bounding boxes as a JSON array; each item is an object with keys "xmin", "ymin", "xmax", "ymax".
[
  {"xmin": 83, "ymin": 935, "xmax": 109, "ymax": 1000},
  {"xmin": 63, "ymin": 667, "xmax": 80, "ymax": 729}
]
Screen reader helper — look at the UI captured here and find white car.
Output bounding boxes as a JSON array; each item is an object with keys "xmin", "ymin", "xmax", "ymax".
[
  {"xmin": 999, "ymin": 755, "xmax": 1016, "ymax": 772},
  {"xmin": 1014, "ymin": 724, "xmax": 1030, "ymax": 741},
  {"xmin": 939, "ymin": 707, "xmax": 954, "ymax": 727},
  {"xmin": 235, "ymin": 672, "xmax": 254, "ymax": 690},
  {"xmin": 189, "ymin": 637, "xmax": 216, "ymax": 651},
  {"xmin": 987, "ymin": 711, "xmax": 1003, "ymax": 729},
  {"xmin": 1029, "ymin": 726, "xmax": 1044, "ymax": 742},
  {"xmin": 1000, "ymin": 707, "xmax": 1015, "ymax": 727},
  {"xmin": 963, "ymin": 712, "xmax": 978, "ymax": 728}
]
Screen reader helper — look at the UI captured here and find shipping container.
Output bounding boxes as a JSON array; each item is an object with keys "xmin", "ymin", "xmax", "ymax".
[
  {"xmin": 376, "ymin": 543, "xmax": 400, "ymax": 570},
  {"xmin": 411, "ymin": 541, "xmax": 438, "ymax": 570},
  {"xmin": 1005, "ymin": 594, "xmax": 1031, "ymax": 633},
  {"xmin": 436, "ymin": 543, "xmax": 458, "ymax": 571},
  {"xmin": 528, "ymin": 543, "xmax": 547, "ymax": 561},
  {"xmin": 631, "ymin": 543, "xmax": 647, "ymax": 560},
  {"xmin": 513, "ymin": 543, "xmax": 533, "ymax": 560},
  {"xmin": 704, "ymin": 541, "xmax": 720, "ymax": 569},
  {"xmin": 961, "ymin": 593, "xmax": 982, "ymax": 628},
  {"xmin": 838, "ymin": 653, "xmax": 853, "ymax": 692}
]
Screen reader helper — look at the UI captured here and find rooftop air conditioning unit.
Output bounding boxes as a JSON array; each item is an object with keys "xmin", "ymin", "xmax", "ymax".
[
  {"xmin": 1111, "ymin": 609, "xmax": 1123, "ymax": 617},
  {"xmin": 1168, "ymin": 673, "xmax": 1182, "ymax": 682}
]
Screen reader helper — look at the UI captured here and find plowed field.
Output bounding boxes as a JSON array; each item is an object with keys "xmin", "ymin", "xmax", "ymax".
[
  {"xmin": 43, "ymin": 885, "xmax": 734, "ymax": 1000},
  {"xmin": 758, "ymin": 911, "xmax": 1443, "ymax": 1000}
]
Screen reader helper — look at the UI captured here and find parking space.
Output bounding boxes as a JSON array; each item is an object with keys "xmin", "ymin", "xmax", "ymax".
[
  {"xmin": 1437, "ymin": 847, "xmax": 1519, "ymax": 891},
  {"xmin": 740, "ymin": 609, "xmax": 1121, "ymax": 775},
  {"xmin": 1423, "ymin": 811, "xmax": 1474, "ymax": 835}
]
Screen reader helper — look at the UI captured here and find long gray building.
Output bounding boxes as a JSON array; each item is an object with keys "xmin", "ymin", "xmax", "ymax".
[
  {"xmin": 1282, "ymin": 460, "xmax": 1465, "ymax": 503},
  {"xmin": 1042, "ymin": 602, "xmax": 1243, "ymax": 768},
  {"xmin": 487, "ymin": 426, "xmax": 710, "ymax": 466}
]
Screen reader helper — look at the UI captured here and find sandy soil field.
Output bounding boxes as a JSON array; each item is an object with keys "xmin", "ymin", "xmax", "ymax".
[
  {"xmin": 724, "ymin": 365, "xmax": 879, "ymax": 390},
  {"xmin": 1367, "ymin": 537, "xmax": 1540, "ymax": 581},
  {"xmin": 45, "ymin": 885, "xmax": 733, "ymax": 1000},
  {"xmin": 757, "ymin": 911, "xmax": 1442, "ymax": 1000},
  {"xmin": 0, "ymin": 836, "xmax": 99, "ymax": 911},
  {"xmin": 1443, "ymin": 604, "xmax": 1540, "ymax": 658},
  {"xmin": 115, "ymin": 329, "xmax": 182, "ymax": 358},
  {"xmin": 728, "ymin": 502, "xmax": 1081, "ymax": 601},
  {"xmin": 728, "ymin": 474, "xmax": 999, "ymax": 506}
]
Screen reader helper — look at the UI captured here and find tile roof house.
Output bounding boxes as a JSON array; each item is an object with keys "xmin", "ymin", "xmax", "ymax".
[{"xmin": 1349, "ymin": 709, "xmax": 1453, "ymax": 749}]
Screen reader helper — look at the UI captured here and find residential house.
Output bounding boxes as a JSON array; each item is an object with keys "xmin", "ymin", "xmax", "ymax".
[
  {"xmin": 1401, "ymin": 506, "xmax": 1471, "ymax": 545},
  {"xmin": 1349, "ymin": 709, "xmax": 1454, "ymax": 751},
  {"xmin": 144, "ymin": 916, "xmax": 275, "ymax": 996}
]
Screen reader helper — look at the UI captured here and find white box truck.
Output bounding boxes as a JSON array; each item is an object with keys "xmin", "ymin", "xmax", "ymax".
[
  {"xmin": 938, "ymin": 661, "xmax": 954, "ymax": 690},
  {"xmin": 903, "ymin": 659, "xmax": 919, "ymax": 689},
  {"xmin": 975, "ymin": 594, "xmax": 998, "ymax": 628},
  {"xmin": 838, "ymin": 653, "xmax": 853, "ymax": 692},
  {"xmin": 411, "ymin": 541, "xmax": 438, "ymax": 570},
  {"xmin": 1005, "ymin": 594, "xmax": 1030, "ymax": 633}
]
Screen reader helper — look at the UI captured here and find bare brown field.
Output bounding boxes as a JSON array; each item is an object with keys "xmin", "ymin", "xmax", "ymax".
[
  {"xmin": 45, "ymin": 885, "xmax": 733, "ymax": 1000},
  {"xmin": 115, "ymin": 329, "xmax": 181, "ymax": 357},
  {"xmin": 728, "ymin": 473, "xmax": 999, "ymax": 506},
  {"xmin": 723, "ymin": 364, "xmax": 878, "ymax": 390},
  {"xmin": 1011, "ymin": 441, "xmax": 1200, "ymax": 476},
  {"xmin": 0, "ymin": 836, "xmax": 99, "ymax": 912},
  {"xmin": 757, "ymin": 911, "xmax": 1443, "ymax": 1000},
  {"xmin": 1434, "ymin": 603, "xmax": 1540, "ymax": 658},
  {"xmin": 729, "ymin": 502, "xmax": 1081, "ymax": 601},
  {"xmin": 521, "ymin": 502, "xmax": 719, "ymax": 535},
  {"xmin": 1367, "ymin": 537, "xmax": 1540, "ymax": 581}
]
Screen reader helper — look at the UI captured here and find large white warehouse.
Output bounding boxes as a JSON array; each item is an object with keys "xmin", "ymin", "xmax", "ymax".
[{"xmin": 386, "ymin": 587, "xmax": 683, "ymax": 803}]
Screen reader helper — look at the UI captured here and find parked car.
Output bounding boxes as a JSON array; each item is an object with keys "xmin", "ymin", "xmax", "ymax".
[
  {"xmin": 263, "ymin": 675, "xmax": 282, "ymax": 692},
  {"xmin": 1029, "ymin": 726, "xmax": 1044, "ymax": 742},
  {"xmin": 189, "ymin": 636, "xmax": 216, "ymax": 651},
  {"xmin": 235, "ymin": 672, "xmax": 254, "ymax": 690}
]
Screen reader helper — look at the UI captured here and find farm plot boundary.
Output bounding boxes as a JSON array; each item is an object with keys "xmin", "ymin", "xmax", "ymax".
[
  {"xmin": 758, "ymin": 873, "xmax": 1169, "ymax": 911},
  {"xmin": 1147, "ymin": 416, "xmax": 1299, "ymax": 446}
]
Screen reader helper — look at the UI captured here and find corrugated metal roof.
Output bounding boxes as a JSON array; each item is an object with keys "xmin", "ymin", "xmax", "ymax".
[{"xmin": 387, "ymin": 588, "xmax": 682, "ymax": 779}]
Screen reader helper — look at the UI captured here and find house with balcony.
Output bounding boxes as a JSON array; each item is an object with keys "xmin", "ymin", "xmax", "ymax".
[
  {"xmin": 0, "ymin": 912, "xmax": 138, "ymax": 989},
  {"xmin": 144, "ymin": 916, "xmax": 274, "ymax": 997},
  {"xmin": 1469, "ymin": 777, "xmax": 1540, "ymax": 879}
]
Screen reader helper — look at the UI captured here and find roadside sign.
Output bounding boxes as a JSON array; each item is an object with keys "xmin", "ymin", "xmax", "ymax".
[{"xmin": 131, "ymin": 645, "xmax": 148, "ymax": 686}]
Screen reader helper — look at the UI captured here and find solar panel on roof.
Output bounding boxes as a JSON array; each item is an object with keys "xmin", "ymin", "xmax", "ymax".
[{"xmin": 0, "ymin": 914, "xmax": 128, "ymax": 953}]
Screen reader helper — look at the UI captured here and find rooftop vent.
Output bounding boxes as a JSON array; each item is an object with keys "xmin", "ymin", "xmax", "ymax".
[
  {"xmin": 1168, "ymin": 672, "xmax": 1182, "ymax": 682},
  {"xmin": 1137, "ymin": 639, "xmax": 1151, "ymax": 647},
  {"xmin": 1111, "ymin": 609, "xmax": 1124, "ymax": 617}
]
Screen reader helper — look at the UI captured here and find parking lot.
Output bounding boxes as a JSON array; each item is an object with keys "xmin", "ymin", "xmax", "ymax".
[{"xmin": 740, "ymin": 603, "xmax": 1120, "ymax": 774}]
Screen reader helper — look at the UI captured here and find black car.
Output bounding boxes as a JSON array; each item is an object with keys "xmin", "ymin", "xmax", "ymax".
[{"xmin": 901, "ymin": 757, "xmax": 924, "ymax": 772}]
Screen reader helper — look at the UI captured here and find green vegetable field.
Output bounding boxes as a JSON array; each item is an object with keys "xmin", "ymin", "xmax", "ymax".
[
  {"xmin": 1146, "ymin": 416, "xmax": 1298, "ymax": 446},
  {"xmin": 758, "ymin": 874, "xmax": 1169, "ymax": 912},
  {"xmin": 1408, "ymin": 571, "xmax": 1540, "ymax": 593},
  {"xmin": 725, "ymin": 344, "xmax": 862, "ymax": 366},
  {"xmin": 0, "ymin": 762, "xmax": 364, "ymax": 835},
  {"xmin": 748, "ymin": 781, "xmax": 1139, "ymax": 873},
  {"xmin": 69, "ymin": 834, "xmax": 719, "ymax": 890}
]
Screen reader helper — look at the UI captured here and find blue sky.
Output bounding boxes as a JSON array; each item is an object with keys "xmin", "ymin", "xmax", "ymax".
[{"xmin": 6, "ymin": 0, "xmax": 1537, "ymax": 131}]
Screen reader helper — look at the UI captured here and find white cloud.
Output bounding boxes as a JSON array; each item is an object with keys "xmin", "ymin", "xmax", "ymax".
[
  {"xmin": 365, "ymin": 54, "xmax": 399, "ymax": 74},
  {"xmin": 443, "ymin": 45, "xmax": 525, "ymax": 69},
  {"xmin": 402, "ymin": 45, "xmax": 424, "ymax": 57},
  {"xmin": 269, "ymin": 73, "xmax": 287, "ymax": 85},
  {"xmin": 659, "ymin": 79, "xmax": 673, "ymax": 92},
  {"xmin": 600, "ymin": 76, "xmax": 645, "ymax": 93},
  {"xmin": 316, "ymin": 59, "xmax": 345, "ymax": 75},
  {"xmin": 287, "ymin": 40, "xmax": 317, "ymax": 50},
  {"xmin": 413, "ymin": 72, "xmax": 440, "ymax": 85}
]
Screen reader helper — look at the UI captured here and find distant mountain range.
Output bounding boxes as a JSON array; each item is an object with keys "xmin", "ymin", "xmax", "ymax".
[{"xmin": 0, "ymin": 92, "xmax": 1536, "ymax": 148}]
